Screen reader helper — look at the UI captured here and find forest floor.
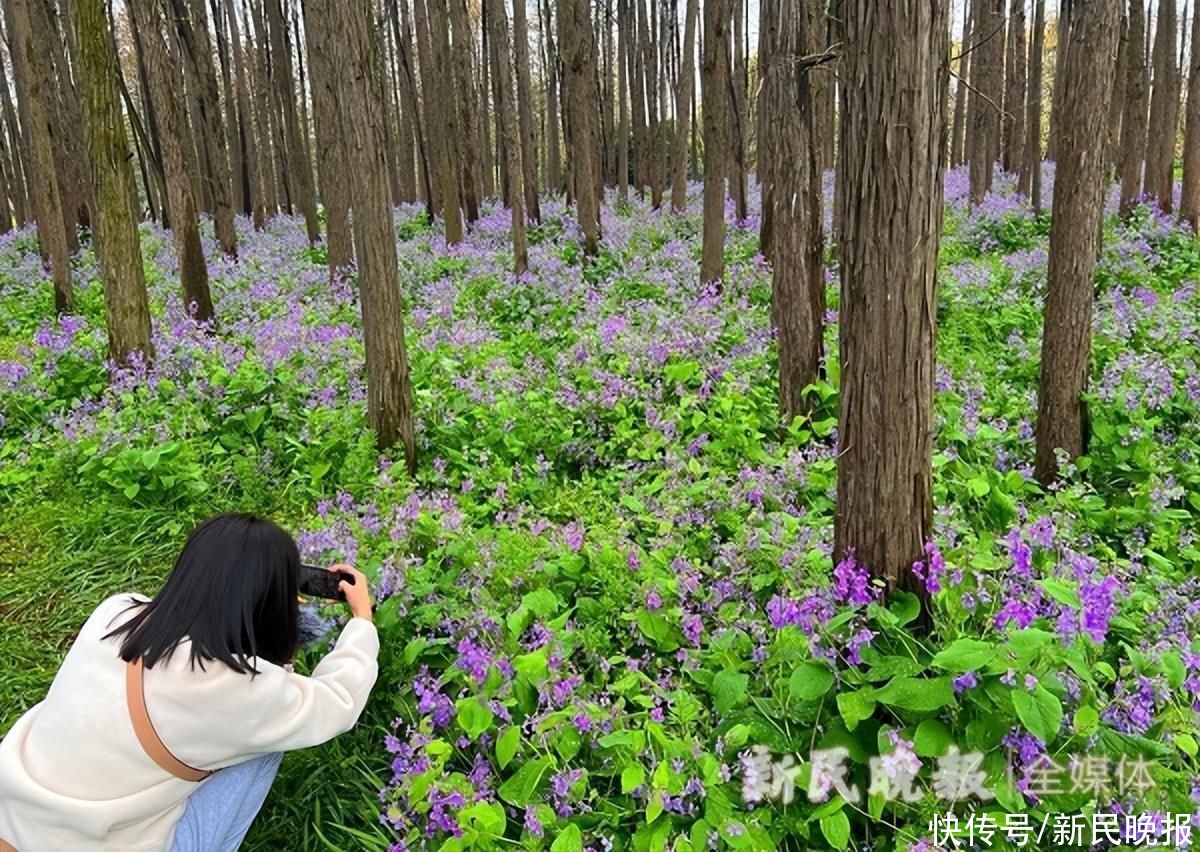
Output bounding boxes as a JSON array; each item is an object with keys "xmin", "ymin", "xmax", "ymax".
[{"xmin": 3, "ymin": 172, "xmax": 1200, "ymax": 850}]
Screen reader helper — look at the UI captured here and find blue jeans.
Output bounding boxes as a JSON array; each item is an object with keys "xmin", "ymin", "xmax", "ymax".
[{"xmin": 169, "ymin": 752, "xmax": 282, "ymax": 852}]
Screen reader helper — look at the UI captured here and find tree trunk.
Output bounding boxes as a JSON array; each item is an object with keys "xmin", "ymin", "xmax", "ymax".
[
  {"xmin": 1181, "ymin": 0, "xmax": 1200, "ymax": 224},
  {"xmin": 542, "ymin": 0, "xmax": 562, "ymax": 193},
  {"xmin": 72, "ymin": 0, "xmax": 154, "ymax": 363},
  {"xmin": 1002, "ymin": 0, "xmax": 1027, "ymax": 172},
  {"xmin": 486, "ymin": 0, "xmax": 528, "ymax": 275},
  {"xmin": 302, "ymin": 0, "xmax": 353, "ymax": 272},
  {"xmin": 328, "ymin": 0, "xmax": 417, "ymax": 470},
  {"xmin": 1118, "ymin": 0, "xmax": 1150, "ymax": 213},
  {"xmin": 512, "ymin": 0, "xmax": 542, "ymax": 223},
  {"xmin": 175, "ymin": 0, "xmax": 239, "ymax": 256},
  {"xmin": 616, "ymin": 0, "xmax": 630, "ymax": 202},
  {"xmin": 478, "ymin": 1, "xmax": 495, "ymax": 199},
  {"xmin": 700, "ymin": 0, "xmax": 730, "ymax": 285},
  {"xmin": 6, "ymin": 0, "xmax": 73, "ymax": 312},
  {"xmin": 394, "ymin": 0, "xmax": 435, "ymax": 216},
  {"xmin": 638, "ymin": 0, "xmax": 663, "ymax": 208},
  {"xmin": 1144, "ymin": 0, "xmax": 1178, "ymax": 210},
  {"xmin": 559, "ymin": 0, "xmax": 600, "ymax": 255},
  {"xmin": 265, "ymin": 0, "xmax": 319, "ymax": 240},
  {"xmin": 0, "ymin": 33, "xmax": 31, "ymax": 226},
  {"xmin": 767, "ymin": 0, "xmax": 824, "ymax": 423},
  {"xmin": 968, "ymin": 0, "xmax": 1002, "ymax": 204},
  {"xmin": 130, "ymin": 0, "xmax": 214, "ymax": 323},
  {"xmin": 248, "ymin": 0, "xmax": 280, "ymax": 215},
  {"xmin": 625, "ymin": 0, "xmax": 645, "ymax": 195},
  {"xmin": 224, "ymin": 0, "xmax": 264, "ymax": 227},
  {"xmin": 835, "ymin": 0, "xmax": 948, "ymax": 602},
  {"xmin": 428, "ymin": 0, "xmax": 465, "ymax": 242},
  {"xmin": 729, "ymin": 0, "xmax": 748, "ymax": 220},
  {"xmin": 1035, "ymin": 0, "xmax": 1120, "ymax": 484},
  {"xmin": 951, "ymin": 0, "xmax": 975, "ymax": 167},
  {"xmin": 1022, "ymin": 0, "xmax": 1047, "ymax": 208},
  {"xmin": 670, "ymin": 0, "xmax": 698, "ymax": 211},
  {"xmin": 449, "ymin": 0, "xmax": 481, "ymax": 223}
]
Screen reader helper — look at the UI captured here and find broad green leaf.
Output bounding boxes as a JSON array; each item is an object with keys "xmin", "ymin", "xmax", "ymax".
[
  {"xmin": 551, "ymin": 823, "xmax": 583, "ymax": 852},
  {"xmin": 789, "ymin": 662, "xmax": 835, "ymax": 702},
  {"xmin": 622, "ymin": 764, "xmax": 646, "ymax": 794},
  {"xmin": 496, "ymin": 726, "xmax": 520, "ymax": 769},
  {"xmin": 914, "ymin": 719, "xmax": 955, "ymax": 757},
  {"xmin": 836, "ymin": 688, "xmax": 876, "ymax": 731},
  {"xmin": 498, "ymin": 756, "xmax": 554, "ymax": 806},
  {"xmin": 712, "ymin": 670, "xmax": 749, "ymax": 714},
  {"xmin": 932, "ymin": 638, "xmax": 998, "ymax": 673},
  {"xmin": 455, "ymin": 698, "xmax": 494, "ymax": 740},
  {"xmin": 1073, "ymin": 705, "xmax": 1100, "ymax": 737},
  {"xmin": 1012, "ymin": 684, "xmax": 1063, "ymax": 743},
  {"xmin": 875, "ymin": 677, "xmax": 955, "ymax": 713},
  {"xmin": 819, "ymin": 811, "xmax": 851, "ymax": 850}
]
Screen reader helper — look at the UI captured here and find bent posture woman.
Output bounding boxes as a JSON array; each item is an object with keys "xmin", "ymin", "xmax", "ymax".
[{"xmin": 0, "ymin": 514, "xmax": 378, "ymax": 851}]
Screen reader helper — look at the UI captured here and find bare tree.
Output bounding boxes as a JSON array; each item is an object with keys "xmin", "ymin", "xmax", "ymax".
[
  {"xmin": 449, "ymin": 0, "xmax": 481, "ymax": 223},
  {"xmin": 700, "ymin": 0, "xmax": 731, "ymax": 285},
  {"xmin": 968, "ymin": 0, "xmax": 1002, "ymax": 204},
  {"xmin": 512, "ymin": 0, "xmax": 541, "ymax": 222},
  {"xmin": 1180, "ymin": 0, "xmax": 1200, "ymax": 224},
  {"xmin": 1119, "ymin": 0, "xmax": 1150, "ymax": 214},
  {"xmin": 130, "ymin": 0, "xmax": 214, "ymax": 322},
  {"xmin": 265, "ymin": 0, "xmax": 319, "ymax": 240},
  {"xmin": 1144, "ymin": 0, "xmax": 1179, "ymax": 210},
  {"xmin": 1002, "ymin": 0, "xmax": 1027, "ymax": 173},
  {"xmin": 327, "ymin": 0, "xmax": 417, "ymax": 470},
  {"xmin": 835, "ymin": 0, "xmax": 948, "ymax": 604},
  {"xmin": 670, "ymin": 0, "xmax": 698, "ymax": 211},
  {"xmin": 1035, "ymin": 0, "xmax": 1121, "ymax": 483},
  {"xmin": 559, "ymin": 0, "xmax": 600, "ymax": 255},
  {"xmin": 72, "ymin": 0, "xmax": 154, "ymax": 362},
  {"xmin": 951, "ymin": 0, "xmax": 976, "ymax": 167},
  {"xmin": 486, "ymin": 0, "xmax": 528, "ymax": 275},
  {"xmin": 6, "ymin": 0, "xmax": 74, "ymax": 312}
]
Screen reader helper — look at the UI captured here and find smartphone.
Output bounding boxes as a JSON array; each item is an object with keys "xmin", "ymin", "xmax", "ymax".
[{"xmin": 299, "ymin": 564, "xmax": 354, "ymax": 601}]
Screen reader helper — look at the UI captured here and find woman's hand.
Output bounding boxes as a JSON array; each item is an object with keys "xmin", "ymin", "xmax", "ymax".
[{"xmin": 332, "ymin": 564, "xmax": 373, "ymax": 622}]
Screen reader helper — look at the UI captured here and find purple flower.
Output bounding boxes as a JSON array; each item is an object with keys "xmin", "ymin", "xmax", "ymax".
[
  {"xmin": 833, "ymin": 554, "xmax": 875, "ymax": 606},
  {"xmin": 953, "ymin": 671, "xmax": 979, "ymax": 694}
]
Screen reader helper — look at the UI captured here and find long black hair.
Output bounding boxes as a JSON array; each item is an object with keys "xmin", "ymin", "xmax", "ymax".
[{"xmin": 105, "ymin": 513, "xmax": 300, "ymax": 674}]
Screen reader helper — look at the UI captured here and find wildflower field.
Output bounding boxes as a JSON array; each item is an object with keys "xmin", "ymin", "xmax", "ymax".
[{"xmin": 3, "ymin": 171, "xmax": 1200, "ymax": 850}]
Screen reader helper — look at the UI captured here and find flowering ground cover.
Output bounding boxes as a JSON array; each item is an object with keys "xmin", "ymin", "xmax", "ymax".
[{"xmin": 3, "ymin": 170, "xmax": 1200, "ymax": 849}]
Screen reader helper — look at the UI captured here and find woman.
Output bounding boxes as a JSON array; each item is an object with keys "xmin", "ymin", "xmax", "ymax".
[{"xmin": 0, "ymin": 513, "xmax": 378, "ymax": 851}]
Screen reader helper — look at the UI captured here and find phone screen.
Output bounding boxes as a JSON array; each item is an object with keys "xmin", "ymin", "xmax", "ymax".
[{"xmin": 299, "ymin": 564, "xmax": 353, "ymax": 601}]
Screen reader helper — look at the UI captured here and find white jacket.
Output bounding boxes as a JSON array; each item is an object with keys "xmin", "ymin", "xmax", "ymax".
[{"xmin": 0, "ymin": 593, "xmax": 379, "ymax": 850}]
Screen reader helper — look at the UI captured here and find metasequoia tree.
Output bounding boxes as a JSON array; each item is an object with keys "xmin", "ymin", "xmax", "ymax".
[
  {"xmin": 72, "ymin": 0, "xmax": 154, "ymax": 363},
  {"xmin": 835, "ymin": 0, "xmax": 948, "ymax": 604},
  {"xmin": 1034, "ymin": 0, "xmax": 1121, "ymax": 483},
  {"xmin": 699, "ymin": 0, "xmax": 731, "ymax": 285},
  {"xmin": 129, "ymin": 0, "xmax": 214, "ymax": 323},
  {"xmin": 1020, "ymin": 0, "xmax": 1047, "ymax": 207},
  {"xmin": 1118, "ymin": 0, "xmax": 1150, "ymax": 215},
  {"xmin": 265, "ymin": 0, "xmax": 319, "ymax": 241},
  {"xmin": 1180, "ymin": 0, "xmax": 1200, "ymax": 225},
  {"xmin": 558, "ymin": 0, "xmax": 600, "ymax": 255},
  {"xmin": 1002, "ymin": 0, "xmax": 1026, "ymax": 173},
  {"xmin": 764, "ymin": 0, "xmax": 824, "ymax": 423},
  {"xmin": 669, "ymin": 0, "xmax": 697, "ymax": 212},
  {"xmin": 302, "ymin": 0, "xmax": 353, "ymax": 272},
  {"xmin": 511, "ymin": 0, "xmax": 541, "ymax": 223},
  {"xmin": 6, "ymin": 0, "xmax": 74, "ymax": 312},
  {"xmin": 486, "ymin": 0, "xmax": 528, "ymax": 275},
  {"xmin": 968, "ymin": 0, "xmax": 1002, "ymax": 204},
  {"xmin": 327, "ymin": 0, "xmax": 417, "ymax": 471},
  {"xmin": 1144, "ymin": 0, "xmax": 1179, "ymax": 211}
]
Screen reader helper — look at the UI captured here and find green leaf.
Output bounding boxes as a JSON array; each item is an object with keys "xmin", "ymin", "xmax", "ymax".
[
  {"xmin": 140, "ymin": 448, "xmax": 161, "ymax": 470},
  {"xmin": 914, "ymin": 719, "xmax": 955, "ymax": 757},
  {"xmin": 498, "ymin": 756, "xmax": 555, "ymax": 806},
  {"xmin": 496, "ymin": 726, "xmax": 520, "ymax": 769},
  {"xmin": 1038, "ymin": 578, "xmax": 1081, "ymax": 609},
  {"xmin": 622, "ymin": 763, "xmax": 646, "ymax": 794},
  {"xmin": 455, "ymin": 698, "xmax": 494, "ymax": 740},
  {"xmin": 1073, "ymin": 705, "xmax": 1100, "ymax": 737},
  {"xmin": 719, "ymin": 820, "xmax": 752, "ymax": 849},
  {"xmin": 819, "ymin": 811, "xmax": 851, "ymax": 850},
  {"xmin": 512, "ymin": 650, "xmax": 549, "ymax": 682},
  {"xmin": 458, "ymin": 801, "xmax": 506, "ymax": 836},
  {"xmin": 789, "ymin": 663, "xmax": 835, "ymax": 702},
  {"xmin": 932, "ymin": 638, "xmax": 998, "ymax": 673},
  {"xmin": 551, "ymin": 823, "xmax": 583, "ymax": 852},
  {"xmin": 522, "ymin": 588, "xmax": 558, "ymax": 617},
  {"xmin": 646, "ymin": 791, "xmax": 664, "ymax": 823},
  {"xmin": 836, "ymin": 688, "xmax": 876, "ymax": 731},
  {"xmin": 888, "ymin": 591, "xmax": 921, "ymax": 626},
  {"xmin": 874, "ymin": 677, "xmax": 955, "ymax": 713},
  {"xmin": 712, "ymin": 670, "xmax": 749, "ymax": 714},
  {"xmin": 967, "ymin": 476, "xmax": 990, "ymax": 497},
  {"xmin": 1012, "ymin": 685, "xmax": 1063, "ymax": 743},
  {"xmin": 1177, "ymin": 733, "xmax": 1198, "ymax": 758}
]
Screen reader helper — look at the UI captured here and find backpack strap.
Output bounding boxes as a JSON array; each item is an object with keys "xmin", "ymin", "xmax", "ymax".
[{"xmin": 126, "ymin": 657, "xmax": 215, "ymax": 782}]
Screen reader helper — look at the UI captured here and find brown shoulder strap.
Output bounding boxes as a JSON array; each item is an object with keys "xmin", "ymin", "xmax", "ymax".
[{"xmin": 125, "ymin": 657, "xmax": 214, "ymax": 782}]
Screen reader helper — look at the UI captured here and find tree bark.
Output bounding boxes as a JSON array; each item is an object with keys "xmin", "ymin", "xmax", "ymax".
[
  {"xmin": 1021, "ymin": 0, "xmax": 1047, "ymax": 208},
  {"xmin": 542, "ymin": 0, "xmax": 562, "ymax": 193},
  {"xmin": 1118, "ymin": 0, "xmax": 1150, "ymax": 214},
  {"xmin": 0, "ymin": 33, "xmax": 31, "ymax": 226},
  {"xmin": 766, "ymin": 0, "xmax": 824, "ymax": 423},
  {"xmin": 486, "ymin": 0, "xmax": 528, "ymax": 276},
  {"xmin": 72, "ymin": 0, "xmax": 154, "ymax": 363},
  {"xmin": 512, "ymin": 0, "xmax": 542, "ymax": 222},
  {"xmin": 247, "ymin": 0, "xmax": 279, "ymax": 215},
  {"xmin": 728, "ymin": 0, "xmax": 747, "ymax": 220},
  {"xmin": 448, "ymin": 0, "xmax": 481, "ymax": 223},
  {"xmin": 835, "ymin": 0, "xmax": 948, "ymax": 602},
  {"xmin": 1181, "ymin": 0, "xmax": 1200, "ymax": 224},
  {"xmin": 328, "ymin": 0, "xmax": 417, "ymax": 470},
  {"xmin": 968, "ymin": 0, "xmax": 1002, "ymax": 204},
  {"xmin": 559, "ymin": 0, "xmax": 600, "ymax": 255},
  {"xmin": 638, "ymin": 0, "xmax": 663, "ymax": 208},
  {"xmin": 1034, "ymin": 0, "xmax": 1120, "ymax": 484},
  {"xmin": 1144, "ymin": 0, "xmax": 1179, "ymax": 210},
  {"xmin": 616, "ymin": 0, "xmax": 630, "ymax": 202},
  {"xmin": 670, "ymin": 0, "xmax": 698, "ymax": 211},
  {"xmin": 265, "ymin": 0, "xmax": 319, "ymax": 240},
  {"xmin": 301, "ymin": 0, "xmax": 353, "ymax": 272},
  {"xmin": 625, "ymin": 0, "xmax": 645, "ymax": 194},
  {"xmin": 1002, "ymin": 0, "xmax": 1027, "ymax": 173},
  {"xmin": 130, "ymin": 0, "xmax": 214, "ymax": 323},
  {"xmin": 6, "ymin": 0, "xmax": 74, "ymax": 312},
  {"xmin": 174, "ymin": 0, "xmax": 239, "ymax": 256},
  {"xmin": 951, "ymin": 0, "xmax": 975, "ymax": 167},
  {"xmin": 224, "ymin": 0, "xmax": 264, "ymax": 227},
  {"xmin": 700, "ymin": 0, "xmax": 730, "ymax": 285},
  {"xmin": 393, "ymin": 0, "xmax": 434, "ymax": 216}
]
